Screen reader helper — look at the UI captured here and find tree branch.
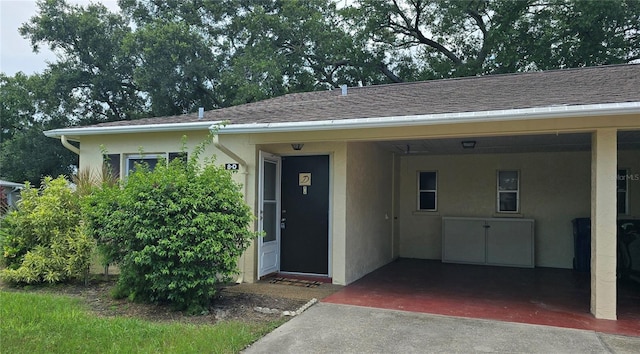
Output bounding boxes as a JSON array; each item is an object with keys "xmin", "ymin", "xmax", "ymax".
[
  {"xmin": 378, "ymin": 62, "xmax": 403, "ymax": 83},
  {"xmin": 390, "ymin": 0, "xmax": 462, "ymax": 65},
  {"xmin": 467, "ymin": 5, "xmax": 489, "ymax": 66}
]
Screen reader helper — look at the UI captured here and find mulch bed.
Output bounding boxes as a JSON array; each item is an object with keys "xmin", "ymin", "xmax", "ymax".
[{"xmin": 0, "ymin": 276, "xmax": 308, "ymax": 325}]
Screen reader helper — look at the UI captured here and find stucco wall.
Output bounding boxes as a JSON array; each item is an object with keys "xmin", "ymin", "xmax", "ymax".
[
  {"xmin": 344, "ymin": 142, "xmax": 394, "ymax": 283},
  {"xmin": 398, "ymin": 149, "xmax": 640, "ymax": 268}
]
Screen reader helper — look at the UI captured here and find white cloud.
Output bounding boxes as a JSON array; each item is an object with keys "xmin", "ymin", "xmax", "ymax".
[{"xmin": 0, "ymin": 0, "xmax": 120, "ymax": 76}]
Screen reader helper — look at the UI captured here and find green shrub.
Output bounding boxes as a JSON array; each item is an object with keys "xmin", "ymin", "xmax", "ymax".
[
  {"xmin": 83, "ymin": 138, "xmax": 257, "ymax": 313},
  {"xmin": 74, "ymin": 165, "xmax": 121, "ymax": 272},
  {"xmin": 0, "ymin": 176, "xmax": 94, "ymax": 284}
]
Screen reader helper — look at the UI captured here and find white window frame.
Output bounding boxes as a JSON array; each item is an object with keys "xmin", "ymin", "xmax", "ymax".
[
  {"xmin": 497, "ymin": 170, "xmax": 520, "ymax": 213},
  {"xmin": 618, "ymin": 169, "xmax": 629, "ymax": 215},
  {"xmin": 125, "ymin": 153, "xmax": 165, "ymax": 175},
  {"xmin": 417, "ymin": 171, "xmax": 438, "ymax": 211}
]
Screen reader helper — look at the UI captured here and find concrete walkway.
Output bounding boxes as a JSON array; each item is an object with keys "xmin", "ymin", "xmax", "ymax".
[{"xmin": 243, "ymin": 303, "xmax": 640, "ymax": 354}]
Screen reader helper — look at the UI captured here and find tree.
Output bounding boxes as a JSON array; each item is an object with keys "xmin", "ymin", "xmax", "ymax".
[
  {"xmin": 346, "ymin": 0, "xmax": 640, "ymax": 79},
  {"xmin": 0, "ymin": 73, "xmax": 37, "ymax": 143},
  {"xmin": 213, "ymin": 0, "xmax": 387, "ymax": 100},
  {"xmin": 118, "ymin": 0, "xmax": 395, "ymax": 105},
  {"xmin": 537, "ymin": 0, "xmax": 640, "ymax": 68},
  {"xmin": 0, "ymin": 73, "xmax": 77, "ymax": 186},
  {"xmin": 124, "ymin": 20, "xmax": 222, "ymax": 115},
  {"xmin": 20, "ymin": 0, "xmax": 144, "ymax": 124},
  {"xmin": 0, "ymin": 127, "xmax": 77, "ymax": 186}
]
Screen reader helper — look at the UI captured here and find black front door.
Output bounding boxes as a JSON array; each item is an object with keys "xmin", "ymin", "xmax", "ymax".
[{"xmin": 280, "ymin": 155, "xmax": 329, "ymax": 274}]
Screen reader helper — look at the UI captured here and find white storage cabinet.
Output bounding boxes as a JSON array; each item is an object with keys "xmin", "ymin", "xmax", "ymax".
[{"xmin": 442, "ymin": 217, "xmax": 535, "ymax": 268}]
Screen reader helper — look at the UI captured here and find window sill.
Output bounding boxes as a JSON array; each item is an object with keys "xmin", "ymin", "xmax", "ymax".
[
  {"xmin": 492, "ymin": 213, "xmax": 524, "ymax": 218},
  {"xmin": 413, "ymin": 210, "xmax": 441, "ymax": 216}
]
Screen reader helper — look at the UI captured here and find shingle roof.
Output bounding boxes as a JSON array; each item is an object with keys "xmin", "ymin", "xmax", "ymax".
[{"xmin": 78, "ymin": 64, "xmax": 640, "ymax": 129}]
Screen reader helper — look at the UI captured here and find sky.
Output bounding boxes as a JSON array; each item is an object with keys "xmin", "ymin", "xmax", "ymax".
[{"xmin": 0, "ymin": 0, "xmax": 120, "ymax": 76}]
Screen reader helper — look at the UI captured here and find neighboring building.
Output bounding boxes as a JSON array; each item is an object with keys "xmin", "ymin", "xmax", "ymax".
[
  {"xmin": 45, "ymin": 64, "xmax": 640, "ymax": 320},
  {"xmin": 0, "ymin": 180, "xmax": 25, "ymax": 212}
]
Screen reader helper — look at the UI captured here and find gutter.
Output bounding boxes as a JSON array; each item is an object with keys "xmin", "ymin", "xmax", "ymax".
[
  {"xmin": 42, "ymin": 102, "xmax": 639, "ymax": 138},
  {"xmin": 214, "ymin": 102, "xmax": 640, "ymax": 134},
  {"xmin": 61, "ymin": 135, "xmax": 80, "ymax": 155},
  {"xmin": 44, "ymin": 121, "xmax": 220, "ymax": 138},
  {"xmin": 212, "ymin": 134, "xmax": 249, "ymax": 283}
]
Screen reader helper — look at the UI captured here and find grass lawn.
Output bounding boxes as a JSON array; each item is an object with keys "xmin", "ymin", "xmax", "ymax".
[{"xmin": 0, "ymin": 290, "xmax": 282, "ymax": 353}]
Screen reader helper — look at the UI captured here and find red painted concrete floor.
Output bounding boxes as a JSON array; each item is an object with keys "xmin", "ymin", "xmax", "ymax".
[{"xmin": 323, "ymin": 259, "xmax": 640, "ymax": 337}]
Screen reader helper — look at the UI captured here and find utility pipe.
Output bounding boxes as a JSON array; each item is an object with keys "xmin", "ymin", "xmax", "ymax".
[
  {"xmin": 61, "ymin": 135, "xmax": 80, "ymax": 155},
  {"xmin": 212, "ymin": 134, "xmax": 250, "ymax": 283},
  {"xmin": 212, "ymin": 134, "xmax": 248, "ymax": 170}
]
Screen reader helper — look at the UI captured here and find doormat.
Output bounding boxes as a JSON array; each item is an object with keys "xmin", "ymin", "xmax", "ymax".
[{"xmin": 268, "ymin": 277, "xmax": 322, "ymax": 288}]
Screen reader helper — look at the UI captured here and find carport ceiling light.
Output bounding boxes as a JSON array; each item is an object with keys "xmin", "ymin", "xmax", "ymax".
[{"xmin": 461, "ymin": 141, "xmax": 476, "ymax": 149}]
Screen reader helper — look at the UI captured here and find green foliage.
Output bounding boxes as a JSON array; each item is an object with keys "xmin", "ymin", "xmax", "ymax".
[
  {"xmin": 83, "ymin": 138, "xmax": 257, "ymax": 312},
  {"xmin": 349, "ymin": 0, "xmax": 640, "ymax": 78},
  {"xmin": 20, "ymin": 0, "xmax": 143, "ymax": 123},
  {"xmin": 0, "ymin": 72, "xmax": 37, "ymax": 143},
  {"xmin": 124, "ymin": 20, "xmax": 220, "ymax": 116},
  {"xmin": 0, "ymin": 73, "xmax": 77, "ymax": 186},
  {"xmin": 0, "ymin": 176, "xmax": 94, "ymax": 284},
  {"xmin": 0, "ymin": 126, "xmax": 77, "ymax": 186}
]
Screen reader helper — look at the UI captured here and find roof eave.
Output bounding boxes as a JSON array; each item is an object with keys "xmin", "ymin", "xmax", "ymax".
[
  {"xmin": 43, "ymin": 120, "xmax": 222, "ymax": 139},
  {"xmin": 215, "ymin": 102, "xmax": 640, "ymax": 134},
  {"xmin": 42, "ymin": 102, "xmax": 640, "ymax": 139},
  {"xmin": 0, "ymin": 180, "xmax": 25, "ymax": 188}
]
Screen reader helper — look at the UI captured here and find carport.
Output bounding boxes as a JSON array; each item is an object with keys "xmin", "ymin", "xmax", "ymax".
[{"xmin": 357, "ymin": 129, "xmax": 640, "ymax": 323}]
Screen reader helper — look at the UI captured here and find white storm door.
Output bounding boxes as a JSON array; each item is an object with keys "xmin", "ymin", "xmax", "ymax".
[{"xmin": 258, "ymin": 151, "xmax": 281, "ymax": 278}]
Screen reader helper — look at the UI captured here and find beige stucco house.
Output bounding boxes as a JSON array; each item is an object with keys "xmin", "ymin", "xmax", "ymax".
[{"xmin": 45, "ymin": 64, "xmax": 640, "ymax": 320}]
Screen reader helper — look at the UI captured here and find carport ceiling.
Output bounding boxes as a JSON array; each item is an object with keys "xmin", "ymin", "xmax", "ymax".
[{"xmin": 378, "ymin": 131, "xmax": 640, "ymax": 155}]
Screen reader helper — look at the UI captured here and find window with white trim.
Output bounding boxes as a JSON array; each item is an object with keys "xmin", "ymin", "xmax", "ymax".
[
  {"xmin": 497, "ymin": 170, "xmax": 519, "ymax": 213},
  {"xmin": 125, "ymin": 152, "xmax": 187, "ymax": 175},
  {"xmin": 618, "ymin": 169, "xmax": 628, "ymax": 215},
  {"xmin": 126, "ymin": 154, "xmax": 161, "ymax": 174},
  {"xmin": 418, "ymin": 171, "xmax": 437, "ymax": 211}
]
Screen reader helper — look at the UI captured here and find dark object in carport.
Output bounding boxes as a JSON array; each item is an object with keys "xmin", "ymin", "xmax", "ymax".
[
  {"xmin": 618, "ymin": 220, "xmax": 640, "ymax": 284},
  {"xmin": 572, "ymin": 218, "xmax": 591, "ymax": 272},
  {"xmin": 571, "ymin": 218, "xmax": 640, "ymax": 283}
]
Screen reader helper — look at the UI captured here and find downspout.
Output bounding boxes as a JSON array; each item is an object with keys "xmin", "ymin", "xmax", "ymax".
[
  {"xmin": 212, "ymin": 134, "xmax": 250, "ymax": 283},
  {"xmin": 61, "ymin": 135, "xmax": 80, "ymax": 155}
]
